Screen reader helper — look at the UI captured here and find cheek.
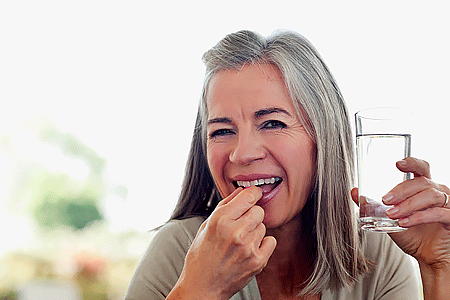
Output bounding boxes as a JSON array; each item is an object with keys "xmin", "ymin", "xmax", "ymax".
[
  {"xmin": 206, "ymin": 144, "xmax": 228, "ymax": 185},
  {"xmin": 275, "ymin": 138, "xmax": 316, "ymax": 188}
]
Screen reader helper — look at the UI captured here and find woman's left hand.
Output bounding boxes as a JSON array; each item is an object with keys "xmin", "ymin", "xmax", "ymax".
[
  {"xmin": 352, "ymin": 157, "xmax": 450, "ymax": 267},
  {"xmin": 353, "ymin": 157, "xmax": 450, "ymax": 299},
  {"xmin": 379, "ymin": 157, "xmax": 450, "ymax": 268}
]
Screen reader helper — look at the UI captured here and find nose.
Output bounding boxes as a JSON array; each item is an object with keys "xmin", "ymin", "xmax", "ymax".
[{"xmin": 229, "ymin": 131, "xmax": 267, "ymax": 165}]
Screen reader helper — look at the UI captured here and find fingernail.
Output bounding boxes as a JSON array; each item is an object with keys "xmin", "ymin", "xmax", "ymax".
[
  {"xmin": 398, "ymin": 217, "xmax": 409, "ymax": 226},
  {"xmin": 386, "ymin": 206, "xmax": 399, "ymax": 217},
  {"xmin": 382, "ymin": 193, "xmax": 394, "ymax": 204},
  {"xmin": 397, "ymin": 159, "xmax": 407, "ymax": 167}
]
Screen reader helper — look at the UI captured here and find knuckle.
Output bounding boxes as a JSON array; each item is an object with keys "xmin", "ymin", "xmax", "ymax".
[
  {"xmin": 406, "ymin": 156, "xmax": 419, "ymax": 166},
  {"xmin": 257, "ymin": 223, "xmax": 266, "ymax": 236},
  {"xmin": 439, "ymin": 183, "xmax": 450, "ymax": 194},
  {"xmin": 211, "ymin": 204, "xmax": 226, "ymax": 219},
  {"xmin": 427, "ymin": 207, "xmax": 444, "ymax": 222},
  {"xmin": 412, "ymin": 211, "xmax": 425, "ymax": 224},
  {"xmin": 207, "ymin": 211, "xmax": 230, "ymax": 235},
  {"xmin": 251, "ymin": 254, "xmax": 269, "ymax": 275},
  {"xmin": 410, "ymin": 156, "xmax": 429, "ymax": 167},
  {"xmin": 431, "ymin": 188, "xmax": 443, "ymax": 200},
  {"xmin": 236, "ymin": 243, "xmax": 254, "ymax": 260},
  {"xmin": 417, "ymin": 176, "xmax": 433, "ymax": 188},
  {"xmin": 231, "ymin": 230, "xmax": 245, "ymax": 246}
]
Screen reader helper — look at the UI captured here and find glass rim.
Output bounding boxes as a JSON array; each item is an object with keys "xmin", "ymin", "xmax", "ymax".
[{"xmin": 355, "ymin": 107, "xmax": 412, "ymax": 121}]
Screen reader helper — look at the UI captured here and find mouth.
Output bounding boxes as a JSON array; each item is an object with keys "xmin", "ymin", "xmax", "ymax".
[{"xmin": 233, "ymin": 177, "xmax": 283, "ymax": 193}]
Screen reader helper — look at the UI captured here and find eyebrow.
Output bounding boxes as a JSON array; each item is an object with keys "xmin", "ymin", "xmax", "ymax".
[
  {"xmin": 207, "ymin": 107, "xmax": 291, "ymax": 126},
  {"xmin": 254, "ymin": 107, "xmax": 292, "ymax": 118},
  {"xmin": 207, "ymin": 117, "xmax": 233, "ymax": 125}
]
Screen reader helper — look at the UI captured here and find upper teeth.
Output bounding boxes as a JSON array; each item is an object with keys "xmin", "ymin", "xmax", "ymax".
[{"xmin": 236, "ymin": 177, "xmax": 281, "ymax": 188}]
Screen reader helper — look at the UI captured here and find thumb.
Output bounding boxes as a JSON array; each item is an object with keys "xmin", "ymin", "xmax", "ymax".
[{"xmin": 351, "ymin": 187, "xmax": 359, "ymax": 205}]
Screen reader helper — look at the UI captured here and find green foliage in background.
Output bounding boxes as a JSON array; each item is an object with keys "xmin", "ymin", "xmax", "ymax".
[
  {"xmin": 32, "ymin": 124, "xmax": 106, "ymax": 230},
  {"xmin": 3, "ymin": 119, "xmax": 117, "ymax": 231},
  {"xmin": 29, "ymin": 171, "xmax": 104, "ymax": 230},
  {"xmin": 34, "ymin": 194, "xmax": 103, "ymax": 230},
  {"xmin": 0, "ymin": 118, "xmax": 133, "ymax": 298}
]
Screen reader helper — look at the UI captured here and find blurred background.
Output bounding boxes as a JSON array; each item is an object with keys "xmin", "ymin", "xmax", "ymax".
[{"xmin": 0, "ymin": 0, "xmax": 448, "ymax": 299}]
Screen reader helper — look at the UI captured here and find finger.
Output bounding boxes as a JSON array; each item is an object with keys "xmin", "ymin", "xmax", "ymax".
[
  {"xmin": 396, "ymin": 157, "xmax": 431, "ymax": 179},
  {"xmin": 386, "ymin": 188, "xmax": 446, "ymax": 219},
  {"xmin": 258, "ymin": 236, "xmax": 277, "ymax": 262},
  {"xmin": 245, "ymin": 235, "xmax": 276, "ymax": 276},
  {"xmin": 217, "ymin": 187, "xmax": 244, "ymax": 207},
  {"xmin": 397, "ymin": 207, "xmax": 450, "ymax": 229},
  {"xmin": 247, "ymin": 222, "xmax": 267, "ymax": 247},
  {"xmin": 382, "ymin": 176, "xmax": 438, "ymax": 205},
  {"xmin": 237, "ymin": 205, "xmax": 265, "ymax": 232},
  {"xmin": 230, "ymin": 206, "xmax": 265, "ymax": 246},
  {"xmin": 221, "ymin": 186, "xmax": 262, "ymax": 220}
]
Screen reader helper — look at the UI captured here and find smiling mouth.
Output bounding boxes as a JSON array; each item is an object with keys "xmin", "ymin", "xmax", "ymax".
[{"xmin": 233, "ymin": 177, "xmax": 282, "ymax": 189}]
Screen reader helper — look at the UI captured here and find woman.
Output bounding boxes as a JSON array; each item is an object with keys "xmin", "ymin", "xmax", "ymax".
[{"xmin": 126, "ymin": 30, "xmax": 450, "ymax": 299}]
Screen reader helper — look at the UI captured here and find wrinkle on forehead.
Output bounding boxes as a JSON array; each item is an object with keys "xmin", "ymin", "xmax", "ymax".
[{"xmin": 206, "ymin": 64, "xmax": 291, "ymax": 118}]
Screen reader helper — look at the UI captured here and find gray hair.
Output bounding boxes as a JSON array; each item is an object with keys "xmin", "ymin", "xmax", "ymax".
[{"xmin": 172, "ymin": 30, "xmax": 369, "ymax": 295}]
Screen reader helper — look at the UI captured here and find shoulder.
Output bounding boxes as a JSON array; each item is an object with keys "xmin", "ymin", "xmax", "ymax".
[
  {"xmin": 125, "ymin": 216, "xmax": 206, "ymax": 300},
  {"xmin": 142, "ymin": 216, "xmax": 206, "ymax": 267},
  {"xmin": 154, "ymin": 216, "xmax": 206, "ymax": 246}
]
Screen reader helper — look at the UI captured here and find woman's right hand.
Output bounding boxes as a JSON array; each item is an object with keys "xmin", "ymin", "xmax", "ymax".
[{"xmin": 167, "ymin": 186, "xmax": 277, "ymax": 300}]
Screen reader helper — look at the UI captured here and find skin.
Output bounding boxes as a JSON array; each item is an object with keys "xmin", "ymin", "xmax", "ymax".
[
  {"xmin": 167, "ymin": 64, "xmax": 450, "ymax": 299},
  {"xmin": 168, "ymin": 63, "xmax": 318, "ymax": 299},
  {"xmin": 168, "ymin": 186, "xmax": 276, "ymax": 299},
  {"xmin": 205, "ymin": 63, "xmax": 319, "ymax": 298},
  {"xmin": 351, "ymin": 157, "xmax": 450, "ymax": 300},
  {"xmin": 205, "ymin": 63, "xmax": 316, "ymax": 229}
]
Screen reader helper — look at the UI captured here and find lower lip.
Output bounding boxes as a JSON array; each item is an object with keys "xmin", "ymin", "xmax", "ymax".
[{"xmin": 256, "ymin": 182, "xmax": 282, "ymax": 207}]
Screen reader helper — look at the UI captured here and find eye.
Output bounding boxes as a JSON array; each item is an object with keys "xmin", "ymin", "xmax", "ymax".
[
  {"xmin": 261, "ymin": 120, "xmax": 287, "ymax": 130},
  {"xmin": 209, "ymin": 128, "xmax": 235, "ymax": 139}
]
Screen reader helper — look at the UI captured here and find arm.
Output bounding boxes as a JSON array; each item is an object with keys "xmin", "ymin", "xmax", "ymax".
[{"xmin": 419, "ymin": 262, "xmax": 450, "ymax": 300}]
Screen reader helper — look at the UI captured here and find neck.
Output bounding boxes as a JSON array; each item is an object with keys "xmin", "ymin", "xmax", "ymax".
[{"xmin": 258, "ymin": 214, "xmax": 316, "ymax": 294}]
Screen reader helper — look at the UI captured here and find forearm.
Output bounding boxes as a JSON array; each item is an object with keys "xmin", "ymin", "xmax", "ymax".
[
  {"xmin": 419, "ymin": 262, "xmax": 450, "ymax": 300},
  {"xmin": 166, "ymin": 284, "xmax": 201, "ymax": 300},
  {"xmin": 165, "ymin": 274, "xmax": 226, "ymax": 300}
]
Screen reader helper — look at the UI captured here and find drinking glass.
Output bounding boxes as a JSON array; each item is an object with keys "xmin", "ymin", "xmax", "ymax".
[{"xmin": 355, "ymin": 107, "xmax": 412, "ymax": 233}]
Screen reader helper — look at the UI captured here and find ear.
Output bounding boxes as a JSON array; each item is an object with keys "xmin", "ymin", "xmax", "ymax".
[{"xmin": 351, "ymin": 187, "xmax": 359, "ymax": 205}]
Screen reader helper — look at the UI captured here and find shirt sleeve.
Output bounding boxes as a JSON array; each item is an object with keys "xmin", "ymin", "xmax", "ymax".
[
  {"xmin": 357, "ymin": 232, "xmax": 421, "ymax": 300},
  {"xmin": 369, "ymin": 232, "xmax": 421, "ymax": 300},
  {"xmin": 125, "ymin": 217, "xmax": 204, "ymax": 300},
  {"xmin": 324, "ymin": 232, "xmax": 421, "ymax": 300}
]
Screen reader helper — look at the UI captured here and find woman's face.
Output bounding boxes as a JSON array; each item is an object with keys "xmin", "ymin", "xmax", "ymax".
[{"xmin": 206, "ymin": 63, "xmax": 316, "ymax": 228}]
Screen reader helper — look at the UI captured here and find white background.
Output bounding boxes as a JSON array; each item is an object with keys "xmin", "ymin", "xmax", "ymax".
[{"xmin": 0, "ymin": 0, "xmax": 449, "ymax": 235}]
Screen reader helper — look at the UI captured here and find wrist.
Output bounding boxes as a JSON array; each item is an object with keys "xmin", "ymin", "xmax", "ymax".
[
  {"xmin": 418, "ymin": 261, "xmax": 450, "ymax": 300},
  {"xmin": 167, "ymin": 274, "xmax": 227, "ymax": 300}
]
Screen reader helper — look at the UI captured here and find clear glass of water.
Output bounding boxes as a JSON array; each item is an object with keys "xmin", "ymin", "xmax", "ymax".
[{"xmin": 355, "ymin": 108, "xmax": 412, "ymax": 233}]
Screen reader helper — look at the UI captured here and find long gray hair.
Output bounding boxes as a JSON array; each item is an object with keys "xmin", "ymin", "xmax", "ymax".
[{"xmin": 171, "ymin": 30, "xmax": 369, "ymax": 295}]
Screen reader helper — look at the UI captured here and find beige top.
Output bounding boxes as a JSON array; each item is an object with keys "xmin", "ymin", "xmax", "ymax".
[{"xmin": 125, "ymin": 216, "xmax": 421, "ymax": 300}]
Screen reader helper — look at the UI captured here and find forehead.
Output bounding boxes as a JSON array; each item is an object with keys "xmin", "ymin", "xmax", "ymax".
[{"xmin": 206, "ymin": 64, "xmax": 295, "ymax": 117}]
